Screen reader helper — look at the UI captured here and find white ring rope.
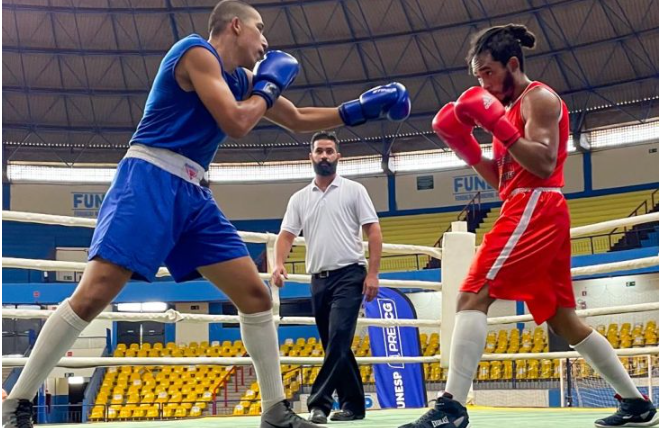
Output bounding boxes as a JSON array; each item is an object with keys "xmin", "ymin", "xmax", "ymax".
[
  {"xmin": 571, "ymin": 256, "xmax": 659, "ymax": 276},
  {"xmin": 571, "ymin": 212, "xmax": 659, "ymax": 238},
  {"xmin": 5, "ymin": 254, "xmax": 656, "ymax": 283},
  {"xmin": 1, "ymin": 211, "xmax": 442, "ymax": 259},
  {"xmin": 4, "ymin": 302, "xmax": 657, "ymax": 328},
  {"xmin": 2, "ymin": 258, "xmax": 443, "ymax": 291},
  {"xmin": 4, "ymin": 209, "xmax": 658, "ymax": 242},
  {"xmin": 1, "ymin": 309, "xmax": 441, "ymax": 328},
  {"xmin": 487, "ymin": 302, "xmax": 659, "ymax": 326},
  {"xmin": 2, "ymin": 347, "xmax": 657, "ymax": 368}
]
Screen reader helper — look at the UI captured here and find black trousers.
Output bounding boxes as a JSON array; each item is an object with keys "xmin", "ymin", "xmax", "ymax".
[{"xmin": 307, "ymin": 264, "xmax": 366, "ymax": 416}]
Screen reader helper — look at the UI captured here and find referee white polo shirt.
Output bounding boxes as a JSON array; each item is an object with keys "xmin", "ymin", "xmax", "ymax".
[{"xmin": 281, "ymin": 175, "xmax": 379, "ymax": 274}]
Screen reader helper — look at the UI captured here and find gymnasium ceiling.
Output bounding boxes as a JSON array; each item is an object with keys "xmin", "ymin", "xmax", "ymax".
[{"xmin": 2, "ymin": 0, "xmax": 659, "ymax": 165}]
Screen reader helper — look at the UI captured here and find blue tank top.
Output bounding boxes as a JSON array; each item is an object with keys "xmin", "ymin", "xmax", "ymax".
[{"xmin": 130, "ymin": 34, "xmax": 249, "ymax": 169}]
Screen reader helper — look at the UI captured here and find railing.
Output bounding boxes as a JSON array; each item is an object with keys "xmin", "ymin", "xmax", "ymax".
[
  {"xmin": 571, "ymin": 189, "xmax": 660, "ymax": 255},
  {"xmin": 210, "ymin": 358, "xmax": 255, "ymax": 414},
  {"xmin": 438, "ymin": 191, "xmax": 483, "ymax": 245}
]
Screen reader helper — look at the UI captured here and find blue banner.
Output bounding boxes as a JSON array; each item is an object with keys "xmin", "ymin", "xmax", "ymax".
[{"xmin": 364, "ymin": 288, "xmax": 427, "ymax": 408}]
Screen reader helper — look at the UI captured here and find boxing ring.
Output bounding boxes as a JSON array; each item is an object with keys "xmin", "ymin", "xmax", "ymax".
[{"xmin": 1, "ymin": 210, "xmax": 659, "ymax": 427}]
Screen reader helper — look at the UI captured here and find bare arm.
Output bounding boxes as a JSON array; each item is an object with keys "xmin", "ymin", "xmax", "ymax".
[
  {"xmin": 266, "ymin": 98, "xmax": 344, "ymax": 133},
  {"xmin": 274, "ymin": 230, "xmax": 297, "ymax": 267},
  {"xmin": 242, "ymin": 68, "xmax": 344, "ymax": 133},
  {"xmin": 181, "ymin": 48, "xmax": 268, "ymax": 138},
  {"xmin": 472, "ymin": 158, "xmax": 500, "ymax": 189},
  {"xmin": 362, "ymin": 222, "xmax": 382, "ymax": 302},
  {"xmin": 271, "ymin": 230, "xmax": 297, "ymax": 288},
  {"xmin": 362, "ymin": 222, "xmax": 382, "ymax": 277},
  {"xmin": 508, "ymin": 87, "xmax": 562, "ymax": 179}
]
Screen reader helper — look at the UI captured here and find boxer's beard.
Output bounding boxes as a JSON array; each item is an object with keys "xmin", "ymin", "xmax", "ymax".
[
  {"xmin": 313, "ymin": 159, "xmax": 337, "ymax": 176},
  {"xmin": 501, "ymin": 70, "xmax": 516, "ymax": 105}
]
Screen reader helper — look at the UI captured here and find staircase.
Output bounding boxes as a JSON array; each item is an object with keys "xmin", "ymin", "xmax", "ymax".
[
  {"xmin": 610, "ymin": 222, "xmax": 660, "ymax": 252},
  {"xmin": 210, "ymin": 367, "xmax": 258, "ymax": 415}
]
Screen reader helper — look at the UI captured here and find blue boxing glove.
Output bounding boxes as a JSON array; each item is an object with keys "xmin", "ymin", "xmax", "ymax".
[
  {"xmin": 339, "ymin": 82, "xmax": 411, "ymax": 127},
  {"xmin": 251, "ymin": 50, "xmax": 300, "ymax": 109}
]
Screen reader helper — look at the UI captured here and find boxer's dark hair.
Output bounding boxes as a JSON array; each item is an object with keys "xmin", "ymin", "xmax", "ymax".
[
  {"xmin": 310, "ymin": 131, "xmax": 340, "ymax": 152},
  {"xmin": 466, "ymin": 24, "xmax": 536, "ymax": 72},
  {"xmin": 208, "ymin": 0, "xmax": 257, "ymax": 37}
]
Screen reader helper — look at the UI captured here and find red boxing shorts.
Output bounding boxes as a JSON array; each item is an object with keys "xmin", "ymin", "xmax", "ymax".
[{"xmin": 461, "ymin": 188, "xmax": 576, "ymax": 324}]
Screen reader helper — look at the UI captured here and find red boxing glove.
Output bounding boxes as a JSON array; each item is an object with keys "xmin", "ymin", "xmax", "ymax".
[
  {"xmin": 455, "ymin": 86, "xmax": 521, "ymax": 148},
  {"xmin": 432, "ymin": 103, "xmax": 482, "ymax": 166}
]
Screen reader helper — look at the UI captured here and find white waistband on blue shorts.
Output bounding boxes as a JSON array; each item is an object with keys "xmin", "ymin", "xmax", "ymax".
[
  {"xmin": 509, "ymin": 187, "xmax": 562, "ymax": 197},
  {"xmin": 124, "ymin": 144, "xmax": 205, "ymax": 186}
]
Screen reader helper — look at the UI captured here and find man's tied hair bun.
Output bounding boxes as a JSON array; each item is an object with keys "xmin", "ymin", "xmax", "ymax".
[{"xmin": 503, "ymin": 24, "xmax": 536, "ymax": 49}]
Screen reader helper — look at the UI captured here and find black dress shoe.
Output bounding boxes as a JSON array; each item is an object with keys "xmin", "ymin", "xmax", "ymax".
[
  {"xmin": 308, "ymin": 408, "xmax": 327, "ymax": 424},
  {"xmin": 330, "ymin": 410, "xmax": 365, "ymax": 421}
]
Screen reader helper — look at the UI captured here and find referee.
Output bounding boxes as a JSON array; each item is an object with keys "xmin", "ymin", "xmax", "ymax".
[{"xmin": 272, "ymin": 131, "xmax": 383, "ymax": 423}]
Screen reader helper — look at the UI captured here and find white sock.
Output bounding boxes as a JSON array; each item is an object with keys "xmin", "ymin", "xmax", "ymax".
[
  {"xmin": 8, "ymin": 299, "xmax": 89, "ymax": 400},
  {"xmin": 240, "ymin": 310, "xmax": 286, "ymax": 411},
  {"xmin": 443, "ymin": 310, "xmax": 488, "ymax": 405},
  {"xmin": 572, "ymin": 330, "xmax": 643, "ymax": 399}
]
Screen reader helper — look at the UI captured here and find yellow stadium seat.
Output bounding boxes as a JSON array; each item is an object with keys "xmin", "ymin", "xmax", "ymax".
[
  {"xmin": 553, "ymin": 360, "xmax": 561, "ymax": 379},
  {"xmin": 146, "ymin": 406, "xmax": 160, "ymax": 419},
  {"xmin": 116, "ymin": 344, "xmax": 127, "ymax": 352},
  {"xmin": 249, "ymin": 403, "xmax": 261, "ymax": 415},
  {"xmin": 129, "ymin": 343, "xmax": 140, "ymax": 351},
  {"xmin": 540, "ymin": 359, "xmax": 552, "ymax": 379},
  {"xmin": 478, "ymin": 362, "xmax": 490, "ymax": 380},
  {"xmin": 489, "ymin": 361, "xmax": 502, "ymax": 380},
  {"xmin": 90, "ymin": 409, "xmax": 105, "ymax": 421},
  {"xmin": 155, "ymin": 391, "xmax": 169, "ymax": 404},
  {"xmin": 190, "ymin": 405, "xmax": 202, "ymax": 417},
  {"xmin": 106, "ymin": 407, "xmax": 119, "ymax": 420},
  {"xmin": 233, "ymin": 404, "xmax": 245, "ymax": 415},
  {"xmin": 633, "ymin": 356, "xmax": 648, "ymax": 376},
  {"xmin": 527, "ymin": 360, "xmax": 540, "ymax": 379},
  {"xmin": 515, "ymin": 360, "xmax": 527, "ymax": 379},
  {"xmin": 118, "ymin": 406, "xmax": 133, "ymax": 419},
  {"xmin": 132, "ymin": 407, "xmax": 146, "ymax": 419},
  {"xmin": 162, "ymin": 406, "xmax": 175, "ymax": 418}
]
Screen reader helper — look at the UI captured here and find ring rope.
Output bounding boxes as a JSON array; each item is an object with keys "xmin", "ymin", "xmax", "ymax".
[
  {"xmin": 570, "ymin": 212, "xmax": 659, "ymax": 238},
  {"xmin": 4, "ymin": 302, "xmax": 657, "ymax": 328},
  {"xmin": 1, "ymin": 258, "xmax": 443, "ymax": 291},
  {"xmin": 487, "ymin": 302, "xmax": 659, "ymax": 326},
  {"xmin": 4, "ymin": 255, "xmax": 656, "ymax": 283},
  {"xmin": 0, "ymin": 309, "xmax": 441, "ymax": 328},
  {"xmin": 4, "ymin": 209, "xmax": 658, "ymax": 241},
  {"xmin": 2, "ymin": 347, "xmax": 657, "ymax": 368},
  {"xmin": 570, "ymin": 256, "xmax": 659, "ymax": 276},
  {"xmin": 1, "ymin": 211, "xmax": 442, "ymax": 259}
]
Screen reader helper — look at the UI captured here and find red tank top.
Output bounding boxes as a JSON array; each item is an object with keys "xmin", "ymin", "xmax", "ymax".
[{"xmin": 493, "ymin": 81, "xmax": 569, "ymax": 200}]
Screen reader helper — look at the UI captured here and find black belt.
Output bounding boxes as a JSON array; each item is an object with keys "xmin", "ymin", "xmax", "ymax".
[{"xmin": 312, "ymin": 263, "xmax": 362, "ymax": 279}]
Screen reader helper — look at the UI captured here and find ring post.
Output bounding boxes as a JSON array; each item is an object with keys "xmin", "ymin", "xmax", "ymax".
[{"xmin": 440, "ymin": 221, "xmax": 475, "ymax": 368}]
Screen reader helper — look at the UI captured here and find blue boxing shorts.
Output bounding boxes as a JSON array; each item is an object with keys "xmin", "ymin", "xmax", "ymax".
[{"xmin": 88, "ymin": 157, "xmax": 249, "ymax": 282}]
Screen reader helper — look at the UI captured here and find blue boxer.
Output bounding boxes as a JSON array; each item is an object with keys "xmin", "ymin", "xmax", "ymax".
[{"xmin": 87, "ymin": 34, "xmax": 250, "ymax": 282}]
